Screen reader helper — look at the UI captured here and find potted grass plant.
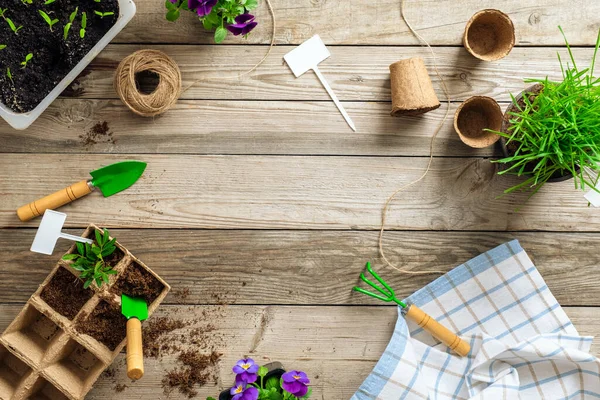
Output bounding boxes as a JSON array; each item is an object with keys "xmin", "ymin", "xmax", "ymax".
[
  {"xmin": 165, "ymin": 0, "xmax": 258, "ymax": 43},
  {"xmin": 490, "ymin": 28, "xmax": 600, "ymax": 197},
  {"xmin": 209, "ymin": 359, "xmax": 312, "ymax": 400}
]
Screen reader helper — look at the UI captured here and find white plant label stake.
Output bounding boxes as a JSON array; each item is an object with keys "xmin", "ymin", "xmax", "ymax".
[
  {"xmin": 585, "ymin": 185, "xmax": 600, "ymax": 207},
  {"xmin": 31, "ymin": 210, "xmax": 93, "ymax": 255},
  {"xmin": 284, "ymin": 35, "xmax": 356, "ymax": 131}
]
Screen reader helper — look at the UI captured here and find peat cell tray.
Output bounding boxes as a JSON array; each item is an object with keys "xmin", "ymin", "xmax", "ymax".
[
  {"xmin": 0, "ymin": 224, "xmax": 170, "ymax": 400},
  {"xmin": 29, "ymin": 376, "xmax": 69, "ymax": 400},
  {"xmin": 1, "ymin": 304, "xmax": 64, "ymax": 365},
  {"xmin": 44, "ymin": 339, "xmax": 106, "ymax": 399}
]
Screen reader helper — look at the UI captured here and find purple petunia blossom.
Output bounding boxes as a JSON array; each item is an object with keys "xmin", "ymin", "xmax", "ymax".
[
  {"xmin": 226, "ymin": 13, "xmax": 258, "ymax": 36},
  {"xmin": 168, "ymin": 0, "xmax": 178, "ymax": 3},
  {"xmin": 233, "ymin": 358, "xmax": 259, "ymax": 384},
  {"xmin": 188, "ymin": 0, "xmax": 217, "ymax": 17},
  {"xmin": 230, "ymin": 384, "xmax": 259, "ymax": 400},
  {"xmin": 282, "ymin": 370, "xmax": 310, "ymax": 397}
]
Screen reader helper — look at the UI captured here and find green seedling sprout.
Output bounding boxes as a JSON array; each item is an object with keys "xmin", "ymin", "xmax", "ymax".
[
  {"xmin": 63, "ymin": 7, "xmax": 78, "ymax": 40},
  {"xmin": 0, "ymin": 9, "xmax": 23, "ymax": 34},
  {"xmin": 20, "ymin": 53, "xmax": 33, "ymax": 69},
  {"xmin": 0, "ymin": 44, "xmax": 6, "ymax": 50},
  {"xmin": 38, "ymin": 10, "xmax": 59, "ymax": 31},
  {"xmin": 61, "ymin": 228, "xmax": 119, "ymax": 289},
  {"xmin": 79, "ymin": 12, "xmax": 87, "ymax": 38},
  {"xmin": 94, "ymin": 10, "xmax": 114, "ymax": 18},
  {"xmin": 44, "ymin": 0, "xmax": 56, "ymax": 4},
  {"xmin": 6, "ymin": 68, "xmax": 13, "ymax": 83},
  {"xmin": 21, "ymin": 0, "xmax": 33, "ymax": 5},
  {"xmin": 489, "ymin": 27, "xmax": 600, "ymax": 197}
]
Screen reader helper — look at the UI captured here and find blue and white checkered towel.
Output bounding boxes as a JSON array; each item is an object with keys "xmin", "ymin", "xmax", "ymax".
[{"xmin": 352, "ymin": 240, "xmax": 600, "ymax": 399}]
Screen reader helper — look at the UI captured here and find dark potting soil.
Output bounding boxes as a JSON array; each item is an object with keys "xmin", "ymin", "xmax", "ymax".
[
  {"xmin": 76, "ymin": 300, "xmax": 127, "ymax": 350},
  {"xmin": 162, "ymin": 351, "xmax": 222, "ymax": 399},
  {"xmin": 0, "ymin": 0, "xmax": 118, "ymax": 113},
  {"xmin": 143, "ymin": 316, "xmax": 186, "ymax": 358},
  {"xmin": 111, "ymin": 262, "xmax": 166, "ymax": 305},
  {"xmin": 40, "ymin": 267, "xmax": 94, "ymax": 320}
]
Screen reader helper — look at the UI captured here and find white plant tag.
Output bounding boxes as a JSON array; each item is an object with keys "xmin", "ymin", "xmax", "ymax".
[{"xmin": 584, "ymin": 186, "xmax": 600, "ymax": 207}]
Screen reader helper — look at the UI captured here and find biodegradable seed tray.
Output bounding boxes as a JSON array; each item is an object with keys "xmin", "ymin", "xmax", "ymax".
[{"xmin": 0, "ymin": 224, "xmax": 170, "ymax": 400}]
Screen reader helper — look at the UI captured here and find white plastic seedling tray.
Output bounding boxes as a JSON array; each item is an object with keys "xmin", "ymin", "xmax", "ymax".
[{"xmin": 0, "ymin": 0, "xmax": 136, "ymax": 130}]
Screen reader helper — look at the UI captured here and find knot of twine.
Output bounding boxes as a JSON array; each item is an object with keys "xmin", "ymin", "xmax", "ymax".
[{"xmin": 114, "ymin": 49, "xmax": 182, "ymax": 117}]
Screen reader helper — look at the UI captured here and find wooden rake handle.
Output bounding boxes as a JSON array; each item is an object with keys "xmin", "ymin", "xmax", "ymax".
[
  {"xmin": 126, "ymin": 318, "xmax": 144, "ymax": 380},
  {"xmin": 16, "ymin": 180, "xmax": 93, "ymax": 221},
  {"xmin": 405, "ymin": 305, "xmax": 471, "ymax": 357}
]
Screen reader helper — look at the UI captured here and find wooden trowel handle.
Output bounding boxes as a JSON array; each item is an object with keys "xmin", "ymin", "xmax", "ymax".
[
  {"xmin": 405, "ymin": 305, "xmax": 471, "ymax": 357},
  {"xmin": 126, "ymin": 318, "xmax": 144, "ymax": 380},
  {"xmin": 16, "ymin": 180, "xmax": 92, "ymax": 221}
]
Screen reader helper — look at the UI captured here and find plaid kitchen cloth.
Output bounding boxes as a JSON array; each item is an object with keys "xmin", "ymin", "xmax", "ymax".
[{"xmin": 352, "ymin": 240, "xmax": 600, "ymax": 400}]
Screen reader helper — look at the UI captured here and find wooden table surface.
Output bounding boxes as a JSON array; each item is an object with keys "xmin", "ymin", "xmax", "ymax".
[{"xmin": 2, "ymin": 1, "xmax": 600, "ymax": 398}]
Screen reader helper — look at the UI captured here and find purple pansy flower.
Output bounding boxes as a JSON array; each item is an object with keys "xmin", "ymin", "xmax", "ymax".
[
  {"xmin": 188, "ymin": 0, "xmax": 217, "ymax": 17},
  {"xmin": 168, "ymin": 0, "xmax": 178, "ymax": 3},
  {"xmin": 232, "ymin": 358, "xmax": 259, "ymax": 384},
  {"xmin": 282, "ymin": 370, "xmax": 310, "ymax": 397},
  {"xmin": 226, "ymin": 14, "xmax": 258, "ymax": 36},
  {"xmin": 230, "ymin": 384, "xmax": 259, "ymax": 400}
]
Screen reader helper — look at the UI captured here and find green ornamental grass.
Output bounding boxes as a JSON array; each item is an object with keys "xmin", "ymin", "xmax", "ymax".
[{"xmin": 491, "ymin": 27, "xmax": 600, "ymax": 196}]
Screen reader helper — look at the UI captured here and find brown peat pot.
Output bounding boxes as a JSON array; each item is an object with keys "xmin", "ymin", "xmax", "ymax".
[
  {"xmin": 500, "ymin": 83, "xmax": 576, "ymax": 182},
  {"xmin": 454, "ymin": 96, "xmax": 502, "ymax": 148},
  {"xmin": 389, "ymin": 58, "xmax": 440, "ymax": 116},
  {"xmin": 463, "ymin": 9, "xmax": 515, "ymax": 61}
]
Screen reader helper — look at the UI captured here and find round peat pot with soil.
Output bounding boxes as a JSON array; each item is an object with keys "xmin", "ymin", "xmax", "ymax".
[
  {"xmin": 219, "ymin": 363, "xmax": 286, "ymax": 400},
  {"xmin": 453, "ymin": 96, "xmax": 502, "ymax": 148},
  {"xmin": 463, "ymin": 9, "xmax": 515, "ymax": 61},
  {"xmin": 499, "ymin": 84, "xmax": 577, "ymax": 182}
]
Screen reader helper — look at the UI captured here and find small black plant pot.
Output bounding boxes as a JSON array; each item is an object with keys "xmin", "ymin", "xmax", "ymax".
[
  {"xmin": 219, "ymin": 362, "xmax": 286, "ymax": 400},
  {"xmin": 499, "ymin": 83, "xmax": 578, "ymax": 183}
]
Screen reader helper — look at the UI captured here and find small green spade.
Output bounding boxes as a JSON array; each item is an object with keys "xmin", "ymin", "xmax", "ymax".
[
  {"xmin": 122, "ymin": 294, "xmax": 148, "ymax": 380},
  {"xmin": 17, "ymin": 160, "xmax": 147, "ymax": 221}
]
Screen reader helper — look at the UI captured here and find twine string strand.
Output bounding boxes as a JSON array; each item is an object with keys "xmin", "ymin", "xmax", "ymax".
[{"xmin": 377, "ymin": 0, "xmax": 451, "ymax": 276}]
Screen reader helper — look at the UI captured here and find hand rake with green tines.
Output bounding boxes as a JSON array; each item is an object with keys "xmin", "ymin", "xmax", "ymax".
[{"xmin": 353, "ymin": 262, "xmax": 471, "ymax": 357}]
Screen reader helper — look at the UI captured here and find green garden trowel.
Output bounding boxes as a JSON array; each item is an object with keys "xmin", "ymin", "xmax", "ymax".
[
  {"xmin": 122, "ymin": 294, "xmax": 148, "ymax": 380},
  {"xmin": 17, "ymin": 161, "xmax": 147, "ymax": 221}
]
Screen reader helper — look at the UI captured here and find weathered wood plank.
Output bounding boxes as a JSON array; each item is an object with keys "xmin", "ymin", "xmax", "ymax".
[
  {"xmin": 16, "ymin": 46, "xmax": 595, "ymax": 102},
  {"xmin": 0, "ymin": 305, "xmax": 597, "ymax": 398},
  {"xmin": 116, "ymin": 0, "xmax": 600, "ymax": 46},
  {"xmin": 0, "ymin": 100, "xmax": 497, "ymax": 157},
  {"xmin": 1, "ymin": 154, "xmax": 598, "ymax": 231},
  {"xmin": 0, "ymin": 230, "xmax": 599, "ymax": 306}
]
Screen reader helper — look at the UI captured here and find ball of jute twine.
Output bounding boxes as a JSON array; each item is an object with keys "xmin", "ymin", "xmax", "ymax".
[{"xmin": 114, "ymin": 49, "xmax": 182, "ymax": 117}]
